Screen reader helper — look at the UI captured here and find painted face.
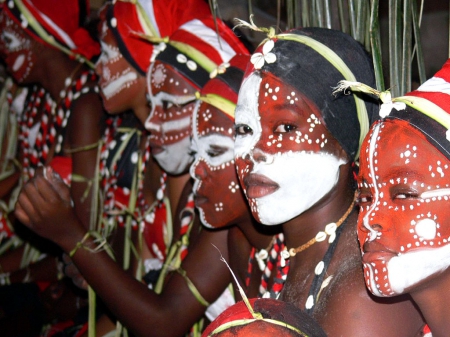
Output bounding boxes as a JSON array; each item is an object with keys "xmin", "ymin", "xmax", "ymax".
[
  {"xmin": 95, "ymin": 20, "xmax": 144, "ymax": 114},
  {"xmin": 358, "ymin": 119, "xmax": 450, "ymax": 297},
  {"xmin": 0, "ymin": 12, "xmax": 35, "ymax": 83},
  {"xmin": 190, "ymin": 101, "xmax": 249, "ymax": 228},
  {"xmin": 234, "ymin": 72, "xmax": 346, "ymax": 225},
  {"xmin": 145, "ymin": 60, "xmax": 197, "ymax": 175}
]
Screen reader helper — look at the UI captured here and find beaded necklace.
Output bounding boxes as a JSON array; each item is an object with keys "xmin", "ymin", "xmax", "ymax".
[
  {"xmin": 17, "ymin": 69, "xmax": 98, "ymax": 180},
  {"xmin": 246, "ymin": 233, "xmax": 289, "ymax": 299}
]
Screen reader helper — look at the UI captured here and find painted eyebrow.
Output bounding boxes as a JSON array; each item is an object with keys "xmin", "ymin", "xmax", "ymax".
[{"xmin": 153, "ymin": 92, "xmax": 196, "ymax": 106}]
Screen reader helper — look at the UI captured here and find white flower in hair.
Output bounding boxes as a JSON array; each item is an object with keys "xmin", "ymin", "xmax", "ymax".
[
  {"xmin": 378, "ymin": 91, "xmax": 406, "ymax": 118},
  {"xmin": 251, "ymin": 39, "xmax": 276, "ymax": 70}
]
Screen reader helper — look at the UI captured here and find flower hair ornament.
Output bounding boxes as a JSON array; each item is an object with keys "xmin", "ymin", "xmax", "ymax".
[
  {"xmin": 334, "ymin": 58, "xmax": 450, "ymax": 159},
  {"xmin": 194, "ymin": 53, "xmax": 250, "ymax": 118},
  {"xmin": 234, "ymin": 16, "xmax": 378, "ymax": 162},
  {"xmin": 3, "ymin": 0, "xmax": 99, "ymax": 68}
]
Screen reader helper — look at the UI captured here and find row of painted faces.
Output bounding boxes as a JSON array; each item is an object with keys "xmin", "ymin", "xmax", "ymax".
[{"xmin": 1, "ymin": 8, "xmax": 446, "ymax": 302}]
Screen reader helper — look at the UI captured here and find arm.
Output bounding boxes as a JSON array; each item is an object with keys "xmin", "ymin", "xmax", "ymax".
[
  {"xmin": 66, "ymin": 91, "xmax": 105, "ymax": 230},
  {"xmin": 15, "ymin": 169, "xmax": 232, "ymax": 337}
]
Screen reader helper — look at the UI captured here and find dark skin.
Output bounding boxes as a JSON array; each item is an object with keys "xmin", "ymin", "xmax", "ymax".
[
  {"xmin": 0, "ymin": 31, "xmax": 105, "ymax": 283},
  {"xmin": 0, "ymin": 15, "xmax": 105, "ymax": 336},
  {"xmin": 14, "ymin": 27, "xmax": 274, "ymax": 335},
  {"xmin": 15, "ymin": 169, "xmax": 230, "ymax": 337},
  {"xmin": 234, "ymin": 71, "xmax": 426, "ymax": 336},
  {"xmin": 279, "ymin": 163, "xmax": 425, "ymax": 336},
  {"xmin": 14, "ymin": 143, "xmax": 276, "ymax": 337}
]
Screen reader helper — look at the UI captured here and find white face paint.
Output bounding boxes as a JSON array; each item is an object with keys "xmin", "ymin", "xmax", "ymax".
[
  {"xmin": 190, "ymin": 133, "xmax": 235, "ymax": 228},
  {"xmin": 234, "ymin": 74, "xmax": 262, "ymax": 160},
  {"xmin": 153, "ymin": 136, "xmax": 193, "ymax": 174},
  {"xmin": 249, "ymin": 152, "xmax": 344, "ymax": 225},
  {"xmin": 145, "ymin": 61, "xmax": 198, "ymax": 175},
  {"xmin": 0, "ymin": 14, "xmax": 34, "ymax": 82},
  {"xmin": 358, "ymin": 120, "xmax": 450, "ymax": 297},
  {"xmin": 387, "ymin": 245, "xmax": 450, "ymax": 294},
  {"xmin": 96, "ymin": 40, "xmax": 138, "ymax": 100},
  {"xmin": 190, "ymin": 101, "xmax": 246, "ymax": 229},
  {"xmin": 235, "ymin": 72, "xmax": 345, "ymax": 225}
]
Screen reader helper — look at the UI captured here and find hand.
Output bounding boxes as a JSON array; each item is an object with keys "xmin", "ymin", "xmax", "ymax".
[{"xmin": 15, "ymin": 167, "xmax": 84, "ymax": 248}]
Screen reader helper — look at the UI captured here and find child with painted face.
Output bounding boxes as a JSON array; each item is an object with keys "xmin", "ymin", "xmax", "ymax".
[
  {"xmin": 234, "ymin": 26, "xmax": 425, "ymax": 335},
  {"xmin": 14, "ymin": 13, "xmax": 251, "ymax": 337},
  {"xmin": 145, "ymin": 17, "xmax": 248, "ymax": 176},
  {"xmin": 190, "ymin": 54, "xmax": 283, "ymax": 299},
  {"xmin": 353, "ymin": 59, "xmax": 450, "ymax": 337}
]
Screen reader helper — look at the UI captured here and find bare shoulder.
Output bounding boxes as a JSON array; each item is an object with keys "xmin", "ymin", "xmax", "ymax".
[{"xmin": 316, "ymin": 262, "xmax": 425, "ymax": 337}]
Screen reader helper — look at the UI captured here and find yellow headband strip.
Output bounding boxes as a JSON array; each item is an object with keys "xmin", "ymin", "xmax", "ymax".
[
  {"xmin": 195, "ymin": 92, "xmax": 236, "ymax": 118},
  {"xmin": 273, "ymin": 32, "xmax": 369, "ymax": 161},
  {"xmin": 13, "ymin": 0, "xmax": 94, "ymax": 68}
]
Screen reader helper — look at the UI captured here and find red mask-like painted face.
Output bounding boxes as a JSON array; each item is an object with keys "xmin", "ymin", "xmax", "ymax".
[
  {"xmin": 234, "ymin": 71, "xmax": 346, "ymax": 226},
  {"xmin": 0, "ymin": 12, "xmax": 36, "ymax": 83},
  {"xmin": 95, "ymin": 20, "xmax": 145, "ymax": 115},
  {"xmin": 145, "ymin": 60, "xmax": 197, "ymax": 175},
  {"xmin": 358, "ymin": 119, "xmax": 450, "ymax": 297},
  {"xmin": 190, "ymin": 102, "xmax": 249, "ymax": 228}
]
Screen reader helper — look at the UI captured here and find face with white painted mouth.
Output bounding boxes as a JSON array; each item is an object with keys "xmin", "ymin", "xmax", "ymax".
[
  {"xmin": 95, "ymin": 20, "xmax": 144, "ymax": 114},
  {"xmin": 0, "ymin": 12, "xmax": 35, "ymax": 83},
  {"xmin": 145, "ymin": 60, "xmax": 197, "ymax": 175},
  {"xmin": 234, "ymin": 72, "xmax": 346, "ymax": 225},
  {"xmin": 190, "ymin": 101, "xmax": 249, "ymax": 228},
  {"xmin": 358, "ymin": 119, "xmax": 450, "ymax": 297}
]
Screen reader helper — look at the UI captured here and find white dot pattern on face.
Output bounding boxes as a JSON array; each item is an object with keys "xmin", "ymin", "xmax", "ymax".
[
  {"xmin": 2, "ymin": 16, "xmax": 34, "ymax": 81},
  {"xmin": 359, "ymin": 122, "xmax": 450, "ymax": 295},
  {"xmin": 150, "ymin": 104, "xmax": 193, "ymax": 143},
  {"xmin": 228, "ymin": 181, "xmax": 239, "ymax": 193},
  {"xmin": 152, "ymin": 64, "xmax": 167, "ymax": 89},
  {"xmin": 263, "ymin": 108, "xmax": 328, "ymax": 150},
  {"xmin": 214, "ymin": 202, "xmax": 224, "ymax": 212}
]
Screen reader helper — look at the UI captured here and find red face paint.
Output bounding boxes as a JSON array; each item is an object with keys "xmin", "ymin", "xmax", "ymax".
[
  {"xmin": 190, "ymin": 102, "xmax": 248, "ymax": 228},
  {"xmin": 358, "ymin": 119, "xmax": 450, "ymax": 296}
]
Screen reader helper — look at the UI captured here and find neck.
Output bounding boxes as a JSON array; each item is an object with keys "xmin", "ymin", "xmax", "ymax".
[
  {"xmin": 238, "ymin": 216, "xmax": 277, "ymax": 251},
  {"xmin": 409, "ymin": 269, "xmax": 450, "ymax": 337}
]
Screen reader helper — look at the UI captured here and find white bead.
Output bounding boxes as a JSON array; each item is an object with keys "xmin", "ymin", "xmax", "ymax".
[
  {"xmin": 315, "ymin": 261, "xmax": 324, "ymax": 275},
  {"xmin": 186, "ymin": 60, "xmax": 197, "ymax": 71},
  {"xmin": 305, "ymin": 295, "xmax": 314, "ymax": 309},
  {"xmin": 315, "ymin": 231, "xmax": 327, "ymax": 242},
  {"xmin": 325, "ymin": 222, "xmax": 337, "ymax": 235},
  {"xmin": 176, "ymin": 54, "xmax": 187, "ymax": 63}
]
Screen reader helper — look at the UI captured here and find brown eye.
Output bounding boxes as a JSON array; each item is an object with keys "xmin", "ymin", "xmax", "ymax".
[
  {"xmin": 275, "ymin": 124, "xmax": 296, "ymax": 133},
  {"xmin": 235, "ymin": 124, "xmax": 253, "ymax": 136},
  {"xmin": 357, "ymin": 190, "xmax": 372, "ymax": 205}
]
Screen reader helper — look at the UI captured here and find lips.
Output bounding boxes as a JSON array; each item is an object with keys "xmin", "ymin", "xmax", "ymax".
[
  {"xmin": 193, "ymin": 193, "xmax": 207, "ymax": 207},
  {"xmin": 149, "ymin": 141, "xmax": 164, "ymax": 155},
  {"xmin": 362, "ymin": 241, "xmax": 397, "ymax": 264},
  {"xmin": 244, "ymin": 173, "xmax": 279, "ymax": 199}
]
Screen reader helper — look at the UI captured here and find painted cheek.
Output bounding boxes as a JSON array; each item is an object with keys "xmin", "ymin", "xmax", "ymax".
[
  {"xmin": 158, "ymin": 104, "xmax": 193, "ymax": 146},
  {"xmin": 258, "ymin": 79, "xmax": 330, "ymax": 156}
]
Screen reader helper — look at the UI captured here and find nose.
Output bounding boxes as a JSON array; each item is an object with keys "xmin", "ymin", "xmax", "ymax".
[
  {"xmin": 192, "ymin": 159, "xmax": 207, "ymax": 180},
  {"xmin": 370, "ymin": 224, "xmax": 383, "ymax": 231},
  {"xmin": 249, "ymin": 147, "xmax": 273, "ymax": 164},
  {"xmin": 94, "ymin": 62, "xmax": 103, "ymax": 77},
  {"xmin": 145, "ymin": 109, "xmax": 162, "ymax": 133}
]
